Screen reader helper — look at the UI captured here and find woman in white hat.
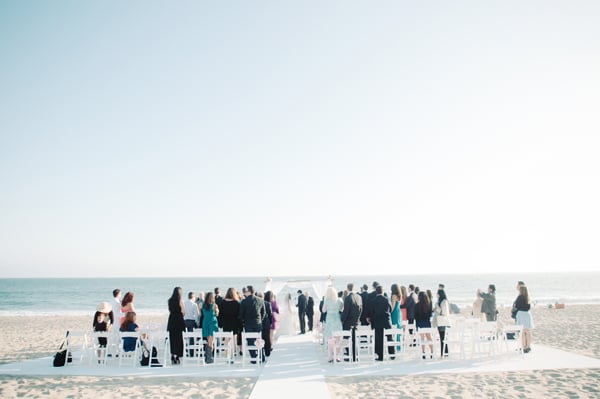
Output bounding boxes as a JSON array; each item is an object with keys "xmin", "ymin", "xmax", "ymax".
[{"xmin": 93, "ymin": 302, "xmax": 114, "ymax": 347}]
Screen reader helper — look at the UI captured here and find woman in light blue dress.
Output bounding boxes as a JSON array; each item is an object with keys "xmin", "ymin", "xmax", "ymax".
[{"xmin": 323, "ymin": 286, "xmax": 343, "ymax": 362}]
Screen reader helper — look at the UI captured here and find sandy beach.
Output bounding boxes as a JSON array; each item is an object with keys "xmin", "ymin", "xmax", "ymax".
[{"xmin": 0, "ymin": 305, "xmax": 599, "ymax": 398}]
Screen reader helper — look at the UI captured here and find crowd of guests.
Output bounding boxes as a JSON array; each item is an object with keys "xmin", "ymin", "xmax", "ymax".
[
  {"xmin": 94, "ymin": 286, "xmax": 285, "ymax": 365},
  {"xmin": 319, "ymin": 279, "xmax": 535, "ymax": 362},
  {"xmin": 91, "ymin": 279, "xmax": 535, "ymax": 366}
]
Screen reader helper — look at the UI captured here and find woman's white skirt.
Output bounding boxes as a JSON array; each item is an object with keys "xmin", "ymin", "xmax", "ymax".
[{"xmin": 516, "ymin": 310, "xmax": 534, "ymax": 329}]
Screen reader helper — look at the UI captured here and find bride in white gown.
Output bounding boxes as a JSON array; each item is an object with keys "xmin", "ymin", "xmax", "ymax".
[{"xmin": 277, "ymin": 293, "xmax": 297, "ymax": 336}]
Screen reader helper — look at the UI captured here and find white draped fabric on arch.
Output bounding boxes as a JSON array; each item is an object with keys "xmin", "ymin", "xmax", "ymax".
[{"xmin": 263, "ymin": 277, "xmax": 333, "ymax": 301}]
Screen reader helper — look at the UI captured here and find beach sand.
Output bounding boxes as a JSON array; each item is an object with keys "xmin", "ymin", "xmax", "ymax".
[{"xmin": 1, "ymin": 306, "xmax": 599, "ymax": 398}]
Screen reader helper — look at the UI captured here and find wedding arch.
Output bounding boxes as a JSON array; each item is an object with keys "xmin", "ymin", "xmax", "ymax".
[{"xmin": 263, "ymin": 276, "xmax": 333, "ymax": 300}]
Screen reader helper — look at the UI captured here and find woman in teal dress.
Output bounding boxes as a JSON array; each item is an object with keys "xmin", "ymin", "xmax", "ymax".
[
  {"xmin": 202, "ymin": 292, "xmax": 219, "ymax": 363},
  {"xmin": 390, "ymin": 284, "xmax": 402, "ymax": 350}
]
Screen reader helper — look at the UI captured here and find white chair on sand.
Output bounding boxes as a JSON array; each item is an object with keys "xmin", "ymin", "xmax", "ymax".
[
  {"xmin": 331, "ymin": 330, "xmax": 354, "ymax": 364},
  {"xmin": 402, "ymin": 321, "xmax": 418, "ymax": 355},
  {"xmin": 416, "ymin": 327, "xmax": 437, "ymax": 360},
  {"xmin": 471, "ymin": 321, "xmax": 498, "ymax": 358},
  {"xmin": 66, "ymin": 330, "xmax": 90, "ymax": 365},
  {"xmin": 355, "ymin": 326, "xmax": 375, "ymax": 363},
  {"xmin": 242, "ymin": 332, "xmax": 264, "ymax": 365},
  {"xmin": 442, "ymin": 323, "xmax": 466, "ymax": 359},
  {"xmin": 500, "ymin": 324, "xmax": 524, "ymax": 355},
  {"xmin": 118, "ymin": 331, "xmax": 142, "ymax": 367},
  {"xmin": 213, "ymin": 331, "xmax": 234, "ymax": 364},
  {"xmin": 144, "ymin": 330, "xmax": 170, "ymax": 367},
  {"xmin": 383, "ymin": 327, "xmax": 403, "ymax": 361},
  {"xmin": 182, "ymin": 330, "xmax": 205, "ymax": 365},
  {"xmin": 90, "ymin": 331, "xmax": 110, "ymax": 366}
]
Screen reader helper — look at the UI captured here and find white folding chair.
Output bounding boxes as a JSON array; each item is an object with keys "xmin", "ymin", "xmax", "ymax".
[
  {"xmin": 65, "ymin": 330, "xmax": 90, "ymax": 365},
  {"xmin": 355, "ymin": 327, "xmax": 375, "ymax": 363},
  {"xmin": 144, "ymin": 330, "xmax": 170, "ymax": 367},
  {"xmin": 417, "ymin": 327, "xmax": 437, "ymax": 360},
  {"xmin": 331, "ymin": 330, "xmax": 354, "ymax": 364},
  {"xmin": 213, "ymin": 331, "xmax": 234, "ymax": 364},
  {"xmin": 500, "ymin": 324, "xmax": 524, "ymax": 355},
  {"xmin": 182, "ymin": 330, "xmax": 205, "ymax": 365},
  {"xmin": 90, "ymin": 331, "xmax": 110, "ymax": 366},
  {"xmin": 118, "ymin": 331, "xmax": 141, "ymax": 367},
  {"xmin": 442, "ymin": 323, "xmax": 466, "ymax": 359},
  {"xmin": 471, "ymin": 321, "xmax": 498, "ymax": 357},
  {"xmin": 402, "ymin": 321, "xmax": 418, "ymax": 355},
  {"xmin": 383, "ymin": 327, "xmax": 403, "ymax": 361},
  {"xmin": 242, "ymin": 332, "xmax": 264, "ymax": 365}
]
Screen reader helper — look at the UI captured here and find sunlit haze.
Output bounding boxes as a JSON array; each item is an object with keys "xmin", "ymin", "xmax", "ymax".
[{"xmin": 1, "ymin": 2, "xmax": 599, "ymax": 278}]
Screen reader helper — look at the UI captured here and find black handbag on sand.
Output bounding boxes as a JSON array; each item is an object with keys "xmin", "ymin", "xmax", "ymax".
[{"xmin": 53, "ymin": 331, "xmax": 73, "ymax": 367}]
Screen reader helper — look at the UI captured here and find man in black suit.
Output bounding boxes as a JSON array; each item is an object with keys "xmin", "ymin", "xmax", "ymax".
[
  {"xmin": 238, "ymin": 285, "xmax": 266, "ymax": 362},
  {"xmin": 341, "ymin": 283, "xmax": 362, "ymax": 361},
  {"xmin": 296, "ymin": 290, "xmax": 307, "ymax": 334},
  {"xmin": 305, "ymin": 292, "xmax": 315, "ymax": 332},
  {"xmin": 359, "ymin": 284, "xmax": 369, "ymax": 326},
  {"xmin": 370, "ymin": 285, "xmax": 392, "ymax": 361},
  {"xmin": 365, "ymin": 281, "xmax": 380, "ymax": 326}
]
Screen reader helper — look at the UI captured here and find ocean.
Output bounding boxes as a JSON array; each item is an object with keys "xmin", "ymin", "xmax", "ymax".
[{"xmin": 1, "ymin": 272, "xmax": 599, "ymax": 316}]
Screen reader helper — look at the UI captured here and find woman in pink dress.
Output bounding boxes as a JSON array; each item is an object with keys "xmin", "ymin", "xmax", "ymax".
[{"xmin": 120, "ymin": 291, "xmax": 135, "ymax": 325}]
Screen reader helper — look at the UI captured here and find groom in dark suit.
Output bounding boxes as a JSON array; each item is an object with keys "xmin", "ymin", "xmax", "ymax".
[{"xmin": 296, "ymin": 290, "xmax": 307, "ymax": 334}]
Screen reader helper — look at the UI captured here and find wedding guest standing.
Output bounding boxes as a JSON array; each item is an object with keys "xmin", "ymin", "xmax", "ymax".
[
  {"xmin": 184, "ymin": 292, "xmax": 200, "ymax": 332},
  {"xmin": 371, "ymin": 285, "xmax": 392, "ymax": 361},
  {"xmin": 478, "ymin": 284, "xmax": 498, "ymax": 321},
  {"xmin": 390, "ymin": 284, "xmax": 402, "ymax": 330},
  {"xmin": 296, "ymin": 290, "xmax": 307, "ymax": 334},
  {"xmin": 306, "ymin": 292, "xmax": 315, "ymax": 332},
  {"xmin": 399, "ymin": 286, "xmax": 408, "ymax": 321},
  {"xmin": 264, "ymin": 291, "xmax": 278, "ymax": 350},
  {"xmin": 239, "ymin": 285, "xmax": 266, "ymax": 362},
  {"xmin": 111, "ymin": 289, "xmax": 123, "ymax": 323},
  {"xmin": 341, "ymin": 283, "xmax": 362, "ymax": 361},
  {"xmin": 323, "ymin": 286, "xmax": 343, "ymax": 362},
  {"xmin": 220, "ymin": 288, "xmax": 242, "ymax": 358},
  {"xmin": 415, "ymin": 291, "xmax": 433, "ymax": 359},
  {"xmin": 167, "ymin": 287, "xmax": 185, "ymax": 365},
  {"xmin": 202, "ymin": 292, "xmax": 219, "ymax": 364},
  {"xmin": 401, "ymin": 284, "xmax": 417, "ymax": 325},
  {"xmin": 120, "ymin": 292, "xmax": 135, "ymax": 325},
  {"xmin": 514, "ymin": 285, "xmax": 534, "ymax": 353},
  {"xmin": 260, "ymin": 293, "xmax": 273, "ymax": 357},
  {"xmin": 434, "ymin": 289, "xmax": 451, "ymax": 357},
  {"xmin": 359, "ymin": 284, "xmax": 370, "ymax": 326}
]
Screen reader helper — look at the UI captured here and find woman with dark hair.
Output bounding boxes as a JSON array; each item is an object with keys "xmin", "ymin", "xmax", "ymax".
[
  {"xmin": 390, "ymin": 284, "xmax": 402, "ymax": 330},
  {"xmin": 264, "ymin": 291, "xmax": 279, "ymax": 353},
  {"xmin": 434, "ymin": 289, "xmax": 451, "ymax": 357},
  {"xmin": 202, "ymin": 292, "xmax": 219, "ymax": 363},
  {"xmin": 120, "ymin": 311, "xmax": 139, "ymax": 352},
  {"xmin": 167, "ymin": 287, "xmax": 185, "ymax": 365},
  {"xmin": 261, "ymin": 291, "xmax": 274, "ymax": 357},
  {"xmin": 415, "ymin": 291, "xmax": 433, "ymax": 359},
  {"xmin": 120, "ymin": 292, "xmax": 135, "ymax": 325},
  {"xmin": 219, "ymin": 287, "xmax": 241, "ymax": 361},
  {"xmin": 514, "ymin": 285, "xmax": 534, "ymax": 353},
  {"xmin": 399, "ymin": 286, "xmax": 408, "ymax": 321}
]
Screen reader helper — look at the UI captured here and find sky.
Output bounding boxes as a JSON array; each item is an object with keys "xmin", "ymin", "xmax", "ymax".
[{"xmin": 1, "ymin": 1, "xmax": 599, "ymax": 278}]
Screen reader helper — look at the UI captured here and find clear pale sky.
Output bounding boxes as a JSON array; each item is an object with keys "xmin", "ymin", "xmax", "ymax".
[{"xmin": 1, "ymin": 1, "xmax": 599, "ymax": 278}]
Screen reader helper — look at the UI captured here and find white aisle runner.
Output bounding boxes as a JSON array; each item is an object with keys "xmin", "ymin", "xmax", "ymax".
[{"xmin": 248, "ymin": 333, "xmax": 329, "ymax": 399}]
